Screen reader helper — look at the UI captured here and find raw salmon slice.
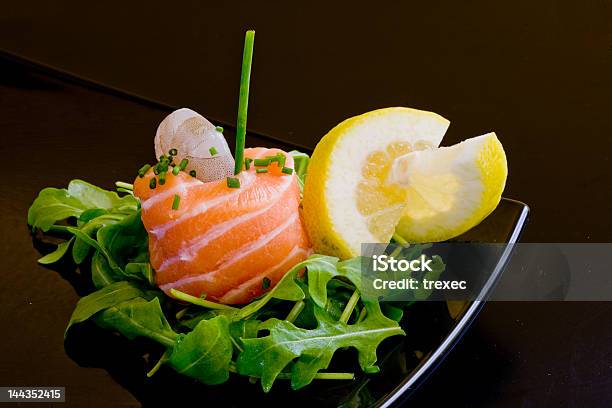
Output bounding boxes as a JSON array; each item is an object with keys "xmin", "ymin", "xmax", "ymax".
[{"xmin": 133, "ymin": 147, "xmax": 312, "ymax": 304}]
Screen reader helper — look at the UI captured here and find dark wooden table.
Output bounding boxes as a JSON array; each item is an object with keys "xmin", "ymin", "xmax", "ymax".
[{"xmin": 1, "ymin": 2, "xmax": 612, "ymax": 406}]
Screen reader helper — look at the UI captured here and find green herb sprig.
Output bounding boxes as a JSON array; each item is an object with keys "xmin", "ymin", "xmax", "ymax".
[{"xmin": 234, "ymin": 30, "xmax": 255, "ymax": 175}]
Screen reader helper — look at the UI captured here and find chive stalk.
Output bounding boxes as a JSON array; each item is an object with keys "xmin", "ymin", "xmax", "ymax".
[
  {"xmin": 256, "ymin": 168, "xmax": 268, "ymax": 174},
  {"xmin": 172, "ymin": 194, "xmax": 180, "ymax": 210},
  {"xmin": 339, "ymin": 290, "xmax": 360, "ymax": 324},
  {"xmin": 138, "ymin": 164, "xmax": 151, "ymax": 177},
  {"xmin": 390, "ymin": 233, "xmax": 409, "ymax": 258},
  {"xmin": 392, "ymin": 233, "xmax": 409, "ymax": 246},
  {"xmin": 209, "ymin": 146, "xmax": 218, "ymax": 156},
  {"xmin": 281, "ymin": 167, "xmax": 293, "ymax": 175},
  {"xmin": 172, "ymin": 165, "xmax": 180, "ymax": 176},
  {"xmin": 175, "ymin": 307, "xmax": 188, "ymax": 320},
  {"xmin": 286, "ymin": 301, "xmax": 305, "ymax": 323},
  {"xmin": 357, "ymin": 307, "xmax": 367, "ymax": 323},
  {"xmin": 146, "ymin": 350, "xmax": 168, "ymax": 378},
  {"xmin": 234, "ymin": 30, "xmax": 255, "ymax": 175},
  {"xmin": 116, "ymin": 188, "xmax": 133, "ymax": 195},
  {"xmin": 189, "ymin": 170, "xmax": 197, "ymax": 177},
  {"xmin": 254, "ymin": 158, "xmax": 269, "ymax": 167},
  {"xmin": 179, "ymin": 158, "xmax": 189, "ymax": 170},
  {"xmin": 227, "ymin": 177, "xmax": 241, "ymax": 188},
  {"xmin": 115, "ymin": 181, "xmax": 133, "ymax": 190},
  {"xmin": 169, "ymin": 288, "xmax": 237, "ymax": 310},
  {"xmin": 276, "ymin": 372, "xmax": 355, "ymax": 381},
  {"xmin": 226, "ymin": 363, "xmax": 353, "ymax": 381}
]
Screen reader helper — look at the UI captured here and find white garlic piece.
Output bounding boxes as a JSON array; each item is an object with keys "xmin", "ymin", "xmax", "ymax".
[{"xmin": 154, "ymin": 108, "xmax": 234, "ymax": 182}]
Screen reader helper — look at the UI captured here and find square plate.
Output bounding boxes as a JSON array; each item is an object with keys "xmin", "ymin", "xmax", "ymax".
[{"xmin": 0, "ymin": 52, "xmax": 529, "ymax": 407}]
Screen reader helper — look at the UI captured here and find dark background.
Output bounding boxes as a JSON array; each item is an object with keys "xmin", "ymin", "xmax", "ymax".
[{"xmin": 1, "ymin": 1, "xmax": 612, "ymax": 406}]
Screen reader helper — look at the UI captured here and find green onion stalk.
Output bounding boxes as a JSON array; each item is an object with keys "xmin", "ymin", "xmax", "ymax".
[{"xmin": 234, "ymin": 30, "xmax": 255, "ymax": 175}]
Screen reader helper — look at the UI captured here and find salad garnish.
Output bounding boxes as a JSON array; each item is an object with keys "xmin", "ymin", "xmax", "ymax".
[{"xmin": 27, "ymin": 26, "xmax": 507, "ymax": 394}]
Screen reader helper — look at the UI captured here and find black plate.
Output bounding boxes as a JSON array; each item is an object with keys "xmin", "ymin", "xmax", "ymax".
[{"xmin": 0, "ymin": 52, "xmax": 528, "ymax": 407}]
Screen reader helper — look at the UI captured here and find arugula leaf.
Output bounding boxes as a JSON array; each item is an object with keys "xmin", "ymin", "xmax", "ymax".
[
  {"xmin": 28, "ymin": 187, "xmax": 90, "ymax": 232},
  {"xmin": 293, "ymin": 293, "xmax": 350, "ymax": 329},
  {"xmin": 94, "ymin": 297, "xmax": 177, "ymax": 348},
  {"xmin": 78, "ymin": 208, "xmax": 109, "ymax": 224},
  {"xmin": 28, "ymin": 179, "xmax": 137, "ymax": 231},
  {"xmin": 177, "ymin": 309, "xmax": 227, "ymax": 331},
  {"xmin": 235, "ymin": 254, "xmax": 337, "ymax": 320},
  {"xmin": 168, "ymin": 315, "xmax": 233, "ymax": 385},
  {"xmin": 124, "ymin": 263, "xmax": 155, "ymax": 287},
  {"xmin": 66, "ymin": 179, "xmax": 138, "ymax": 210},
  {"xmin": 72, "ymin": 214, "xmax": 125, "ymax": 264},
  {"xmin": 97, "ymin": 211, "xmax": 151, "ymax": 284},
  {"xmin": 65, "ymin": 281, "xmax": 146, "ymax": 336},
  {"xmin": 91, "ymin": 250, "xmax": 119, "ymax": 288},
  {"xmin": 307, "ymin": 256, "xmax": 364, "ymax": 308},
  {"xmin": 380, "ymin": 303, "xmax": 404, "ymax": 322},
  {"xmin": 38, "ymin": 237, "xmax": 74, "ymax": 264},
  {"xmin": 413, "ymin": 255, "xmax": 445, "ymax": 300},
  {"xmin": 97, "ymin": 211, "xmax": 148, "ymax": 263},
  {"xmin": 237, "ymin": 301, "xmax": 404, "ymax": 391},
  {"xmin": 68, "ymin": 211, "xmax": 152, "ymax": 286},
  {"xmin": 229, "ymin": 320, "xmax": 261, "ymax": 350}
]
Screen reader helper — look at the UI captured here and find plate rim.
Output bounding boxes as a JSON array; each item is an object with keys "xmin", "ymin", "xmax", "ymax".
[{"xmin": 378, "ymin": 199, "xmax": 530, "ymax": 407}]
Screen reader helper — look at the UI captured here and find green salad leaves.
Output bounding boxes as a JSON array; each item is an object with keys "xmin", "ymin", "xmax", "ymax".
[
  {"xmin": 28, "ymin": 179, "xmax": 152, "ymax": 288},
  {"xmin": 237, "ymin": 301, "xmax": 404, "ymax": 391},
  {"xmin": 27, "ymin": 154, "xmax": 444, "ymax": 392}
]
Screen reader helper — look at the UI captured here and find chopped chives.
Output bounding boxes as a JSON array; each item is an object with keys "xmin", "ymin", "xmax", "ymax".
[
  {"xmin": 158, "ymin": 160, "xmax": 169, "ymax": 172},
  {"xmin": 226, "ymin": 177, "xmax": 241, "ymax": 188},
  {"xmin": 189, "ymin": 170, "xmax": 197, "ymax": 177},
  {"xmin": 262, "ymin": 277, "xmax": 271, "ymax": 289},
  {"xmin": 117, "ymin": 187, "xmax": 133, "ymax": 195},
  {"xmin": 172, "ymin": 165, "xmax": 180, "ymax": 176},
  {"xmin": 209, "ymin": 146, "xmax": 218, "ymax": 156},
  {"xmin": 256, "ymin": 168, "xmax": 268, "ymax": 174},
  {"xmin": 149, "ymin": 178, "xmax": 157, "ymax": 189},
  {"xmin": 234, "ymin": 30, "xmax": 255, "ymax": 175},
  {"xmin": 138, "ymin": 164, "xmax": 151, "ymax": 177},
  {"xmin": 153, "ymin": 166, "xmax": 160, "ymax": 175},
  {"xmin": 254, "ymin": 158, "xmax": 270, "ymax": 166},
  {"xmin": 115, "ymin": 181, "xmax": 133, "ymax": 190},
  {"xmin": 215, "ymin": 126, "xmax": 224, "ymax": 133},
  {"xmin": 278, "ymin": 154, "xmax": 286, "ymax": 167},
  {"xmin": 158, "ymin": 172, "xmax": 166, "ymax": 185},
  {"xmin": 179, "ymin": 158, "xmax": 189, "ymax": 170},
  {"xmin": 244, "ymin": 157, "xmax": 253, "ymax": 170},
  {"xmin": 281, "ymin": 167, "xmax": 293, "ymax": 175},
  {"xmin": 169, "ymin": 148, "xmax": 178, "ymax": 156},
  {"xmin": 172, "ymin": 194, "xmax": 180, "ymax": 210}
]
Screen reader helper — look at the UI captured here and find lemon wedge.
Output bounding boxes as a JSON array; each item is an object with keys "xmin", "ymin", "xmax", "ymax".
[
  {"xmin": 392, "ymin": 132, "xmax": 507, "ymax": 242},
  {"xmin": 302, "ymin": 107, "xmax": 450, "ymax": 259}
]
